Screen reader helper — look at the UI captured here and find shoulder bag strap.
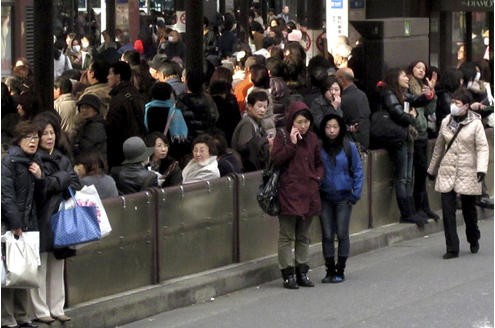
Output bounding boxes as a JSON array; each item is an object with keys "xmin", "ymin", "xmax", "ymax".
[{"xmin": 445, "ymin": 124, "xmax": 464, "ymax": 154}]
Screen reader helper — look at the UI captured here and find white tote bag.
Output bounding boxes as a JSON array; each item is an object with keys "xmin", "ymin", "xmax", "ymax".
[
  {"xmin": 1, "ymin": 231, "xmax": 41, "ymax": 288},
  {"xmin": 63, "ymin": 185, "xmax": 112, "ymax": 238}
]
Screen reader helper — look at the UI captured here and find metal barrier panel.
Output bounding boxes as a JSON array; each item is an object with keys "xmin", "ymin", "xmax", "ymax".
[
  {"xmin": 237, "ymin": 172, "xmax": 279, "ymax": 262},
  {"xmin": 157, "ymin": 177, "xmax": 235, "ymax": 281},
  {"xmin": 349, "ymin": 154, "xmax": 371, "ymax": 233},
  {"xmin": 369, "ymin": 149, "xmax": 400, "ymax": 227},
  {"xmin": 66, "ymin": 191, "xmax": 156, "ymax": 306}
]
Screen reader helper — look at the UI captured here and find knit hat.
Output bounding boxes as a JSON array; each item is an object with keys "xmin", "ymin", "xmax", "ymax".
[
  {"xmin": 122, "ymin": 136, "xmax": 154, "ymax": 165},
  {"xmin": 77, "ymin": 94, "xmax": 101, "ymax": 113}
]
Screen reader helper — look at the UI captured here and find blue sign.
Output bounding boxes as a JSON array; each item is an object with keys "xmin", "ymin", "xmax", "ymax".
[{"xmin": 330, "ymin": 0, "xmax": 344, "ymax": 9}]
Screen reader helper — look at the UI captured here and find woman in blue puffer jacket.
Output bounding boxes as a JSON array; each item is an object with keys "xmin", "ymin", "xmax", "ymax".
[{"xmin": 319, "ymin": 113, "xmax": 364, "ymax": 284}]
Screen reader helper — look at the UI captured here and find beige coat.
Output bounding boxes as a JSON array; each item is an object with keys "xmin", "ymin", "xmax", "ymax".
[
  {"xmin": 54, "ymin": 93, "xmax": 77, "ymax": 139},
  {"xmin": 427, "ymin": 111, "xmax": 489, "ymax": 195}
]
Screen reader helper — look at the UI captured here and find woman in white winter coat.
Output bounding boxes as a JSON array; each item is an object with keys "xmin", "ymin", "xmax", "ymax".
[{"xmin": 427, "ymin": 88, "xmax": 489, "ymax": 259}]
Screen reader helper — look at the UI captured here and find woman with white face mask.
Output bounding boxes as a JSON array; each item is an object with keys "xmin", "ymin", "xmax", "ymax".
[{"xmin": 427, "ymin": 88, "xmax": 489, "ymax": 260}]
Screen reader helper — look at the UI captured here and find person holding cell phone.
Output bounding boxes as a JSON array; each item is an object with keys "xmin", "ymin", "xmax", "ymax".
[
  {"xmin": 310, "ymin": 75, "xmax": 344, "ymax": 129},
  {"xmin": 271, "ymin": 101, "xmax": 323, "ymax": 290}
]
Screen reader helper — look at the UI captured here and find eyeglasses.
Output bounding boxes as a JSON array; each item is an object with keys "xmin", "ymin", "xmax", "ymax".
[{"xmin": 22, "ymin": 135, "xmax": 39, "ymax": 142}]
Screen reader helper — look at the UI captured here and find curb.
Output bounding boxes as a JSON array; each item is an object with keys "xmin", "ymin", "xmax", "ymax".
[{"xmin": 63, "ymin": 209, "xmax": 492, "ymax": 328}]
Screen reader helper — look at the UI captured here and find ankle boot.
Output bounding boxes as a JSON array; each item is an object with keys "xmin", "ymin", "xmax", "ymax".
[
  {"xmin": 281, "ymin": 267, "xmax": 298, "ymax": 289},
  {"xmin": 295, "ymin": 264, "xmax": 314, "ymax": 287},
  {"xmin": 422, "ymin": 192, "xmax": 440, "ymax": 222},
  {"xmin": 321, "ymin": 257, "xmax": 335, "ymax": 283},
  {"xmin": 398, "ymin": 197, "xmax": 425, "ymax": 228},
  {"xmin": 332, "ymin": 256, "xmax": 347, "ymax": 283}
]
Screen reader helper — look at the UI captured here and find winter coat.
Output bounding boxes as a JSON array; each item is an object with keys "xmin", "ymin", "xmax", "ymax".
[
  {"xmin": 212, "ymin": 93, "xmax": 242, "ymax": 144},
  {"xmin": 182, "ymin": 156, "xmax": 220, "ymax": 184},
  {"xmin": 407, "ymin": 76, "xmax": 437, "ymax": 140},
  {"xmin": 36, "ymin": 148, "xmax": 81, "ymax": 253},
  {"xmin": 231, "ymin": 115, "xmax": 270, "ymax": 172},
  {"xmin": 310, "ymin": 95, "xmax": 343, "ymax": 129},
  {"xmin": 320, "ymin": 142, "xmax": 364, "ymax": 204},
  {"xmin": 79, "ymin": 83, "xmax": 111, "ymax": 119},
  {"xmin": 176, "ymin": 92, "xmax": 219, "ymax": 141},
  {"xmin": 54, "ymin": 93, "xmax": 78, "ymax": 139},
  {"xmin": 111, "ymin": 163, "xmax": 158, "ymax": 195},
  {"xmin": 73, "ymin": 114, "xmax": 107, "ymax": 157},
  {"xmin": 106, "ymin": 82, "xmax": 147, "ymax": 169},
  {"xmin": 110, "ymin": 163, "xmax": 158, "ymax": 195},
  {"xmin": 1, "ymin": 145, "xmax": 41, "ymax": 232},
  {"xmin": 271, "ymin": 108, "xmax": 324, "ymax": 218},
  {"xmin": 435, "ymin": 88, "xmax": 453, "ymax": 133},
  {"xmin": 427, "ymin": 111, "xmax": 489, "ymax": 195},
  {"xmin": 341, "ymin": 84, "xmax": 371, "ymax": 149}
]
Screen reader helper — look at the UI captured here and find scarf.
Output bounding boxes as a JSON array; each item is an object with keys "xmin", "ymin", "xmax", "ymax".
[{"xmin": 144, "ymin": 99, "xmax": 188, "ymax": 142}]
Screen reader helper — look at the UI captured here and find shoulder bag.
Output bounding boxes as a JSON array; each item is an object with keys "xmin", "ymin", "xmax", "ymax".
[
  {"xmin": 257, "ymin": 129, "xmax": 287, "ymax": 216},
  {"xmin": 50, "ymin": 187, "xmax": 101, "ymax": 248}
]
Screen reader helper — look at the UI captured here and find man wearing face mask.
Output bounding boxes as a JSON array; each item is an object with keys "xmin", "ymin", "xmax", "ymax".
[
  {"xmin": 162, "ymin": 30, "xmax": 186, "ymax": 62},
  {"xmin": 80, "ymin": 35, "xmax": 94, "ymax": 70},
  {"xmin": 427, "ymin": 88, "xmax": 489, "ymax": 260}
]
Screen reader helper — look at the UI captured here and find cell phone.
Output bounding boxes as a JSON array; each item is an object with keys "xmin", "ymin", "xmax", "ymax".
[{"xmin": 296, "ymin": 132, "xmax": 302, "ymax": 140}]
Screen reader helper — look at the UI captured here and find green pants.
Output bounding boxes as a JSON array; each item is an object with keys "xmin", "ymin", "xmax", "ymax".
[{"xmin": 278, "ymin": 215, "xmax": 313, "ymax": 269}]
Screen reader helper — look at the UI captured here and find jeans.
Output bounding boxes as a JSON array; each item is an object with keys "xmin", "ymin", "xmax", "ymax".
[
  {"xmin": 320, "ymin": 199, "xmax": 352, "ymax": 259},
  {"xmin": 388, "ymin": 142, "xmax": 414, "ymax": 200},
  {"xmin": 441, "ymin": 191, "xmax": 480, "ymax": 253},
  {"xmin": 278, "ymin": 215, "xmax": 313, "ymax": 269},
  {"xmin": 413, "ymin": 139, "xmax": 428, "ymax": 197}
]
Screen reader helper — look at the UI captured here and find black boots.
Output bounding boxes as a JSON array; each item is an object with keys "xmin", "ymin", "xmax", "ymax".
[
  {"xmin": 321, "ymin": 258, "xmax": 336, "ymax": 283},
  {"xmin": 296, "ymin": 264, "xmax": 314, "ymax": 287},
  {"xmin": 322, "ymin": 257, "xmax": 347, "ymax": 283},
  {"xmin": 281, "ymin": 267, "xmax": 298, "ymax": 289},
  {"xmin": 334, "ymin": 256, "xmax": 347, "ymax": 283},
  {"xmin": 281, "ymin": 265, "xmax": 315, "ymax": 289},
  {"xmin": 415, "ymin": 191, "xmax": 440, "ymax": 222},
  {"xmin": 398, "ymin": 197, "xmax": 425, "ymax": 228}
]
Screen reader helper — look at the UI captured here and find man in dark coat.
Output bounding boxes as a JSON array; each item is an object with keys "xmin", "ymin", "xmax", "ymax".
[
  {"xmin": 106, "ymin": 61, "xmax": 147, "ymax": 169},
  {"xmin": 336, "ymin": 67, "xmax": 371, "ymax": 150}
]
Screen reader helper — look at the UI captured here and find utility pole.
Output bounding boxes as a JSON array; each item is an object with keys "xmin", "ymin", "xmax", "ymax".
[
  {"xmin": 33, "ymin": 0, "xmax": 54, "ymax": 113},
  {"xmin": 185, "ymin": 0, "xmax": 203, "ymax": 78}
]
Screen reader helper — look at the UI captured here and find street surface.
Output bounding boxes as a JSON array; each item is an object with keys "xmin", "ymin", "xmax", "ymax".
[{"xmin": 120, "ymin": 217, "xmax": 494, "ymax": 328}]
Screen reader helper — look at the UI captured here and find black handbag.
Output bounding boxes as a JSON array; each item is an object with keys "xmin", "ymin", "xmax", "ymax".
[
  {"xmin": 257, "ymin": 162, "xmax": 281, "ymax": 216},
  {"xmin": 370, "ymin": 109, "xmax": 408, "ymax": 149},
  {"xmin": 256, "ymin": 129, "xmax": 287, "ymax": 216}
]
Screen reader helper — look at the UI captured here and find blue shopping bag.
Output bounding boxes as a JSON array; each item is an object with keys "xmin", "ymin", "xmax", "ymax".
[{"xmin": 50, "ymin": 187, "xmax": 101, "ymax": 248}]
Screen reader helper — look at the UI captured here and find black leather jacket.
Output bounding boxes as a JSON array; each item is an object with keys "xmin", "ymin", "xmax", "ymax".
[
  {"xmin": 380, "ymin": 89, "xmax": 430, "ymax": 127},
  {"xmin": 111, "ymin": 163, "xmax": 158, "ymax": 195}
]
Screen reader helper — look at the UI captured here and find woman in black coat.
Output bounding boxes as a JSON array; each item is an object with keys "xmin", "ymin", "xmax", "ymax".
[
  {"xmin": 1, "ymin": 120, "xmax": 43, "ymax": 328},
  {"xmin": 30, "ymin": 112, "xmax": 81, "ymax": 324}
]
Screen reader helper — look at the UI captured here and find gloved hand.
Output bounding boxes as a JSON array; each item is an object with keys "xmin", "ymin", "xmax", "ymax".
[
  {"xmin": 427, "ymin": 173, "xmax": 436, "ymax": 181},
  {"xmin": 477, "ymin": 172, "xmax": 485, "ymax": 182}
]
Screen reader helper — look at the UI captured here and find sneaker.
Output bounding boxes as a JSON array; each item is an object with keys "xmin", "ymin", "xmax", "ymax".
[{"xmin": 470, "ymin": 242, "xmax": 479, "ymax": 254}]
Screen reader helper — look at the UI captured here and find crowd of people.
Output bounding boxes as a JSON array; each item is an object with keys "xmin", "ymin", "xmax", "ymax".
[{"xmin": 1, "ymin": 4, "xmax": 493, "ymax": 326}]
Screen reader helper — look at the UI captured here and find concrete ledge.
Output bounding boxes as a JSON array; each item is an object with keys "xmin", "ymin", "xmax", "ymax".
[{"xmin": 63, "ymin": 211, "xmax": 492, "ymax": 328}]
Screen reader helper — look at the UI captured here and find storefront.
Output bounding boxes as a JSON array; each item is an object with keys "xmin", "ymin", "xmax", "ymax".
[{"xmin": 430, "ymin": 0, "xmax": 493, "ymax": 75}]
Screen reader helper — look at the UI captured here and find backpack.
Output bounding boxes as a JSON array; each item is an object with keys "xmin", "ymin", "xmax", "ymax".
[{"xmin": 342, "ymin": 136, "xmax": 363, "ymax": 178}]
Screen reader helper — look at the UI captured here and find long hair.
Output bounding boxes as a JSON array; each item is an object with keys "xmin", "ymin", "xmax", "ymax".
[
  {"xmin": 383, "ymin": 67, "xmax": 405, "ymax": 104},
  {"xmin": 319, "ymin": 113, "xmax": 346, "ymax": 164}
]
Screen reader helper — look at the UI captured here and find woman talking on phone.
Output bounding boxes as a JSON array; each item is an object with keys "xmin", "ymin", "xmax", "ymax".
[{"xmin": 271, "ymin": 101, "xmax": 323, "ymax": 289}]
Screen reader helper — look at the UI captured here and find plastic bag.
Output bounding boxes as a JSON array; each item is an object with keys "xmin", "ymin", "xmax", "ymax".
[{"xmin": 1, "ymin": 231, "xmax": 40, "ymax": 288}]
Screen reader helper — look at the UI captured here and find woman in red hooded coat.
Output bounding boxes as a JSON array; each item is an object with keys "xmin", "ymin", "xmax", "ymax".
[{"xmin": 271, "ymin": 101, "xmax": 324, "ymax": 289}]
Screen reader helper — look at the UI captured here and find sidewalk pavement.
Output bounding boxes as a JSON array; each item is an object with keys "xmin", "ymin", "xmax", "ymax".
[{"xmin": 52, "ymin": 207, "xmax": 492, "ymax": 328}]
